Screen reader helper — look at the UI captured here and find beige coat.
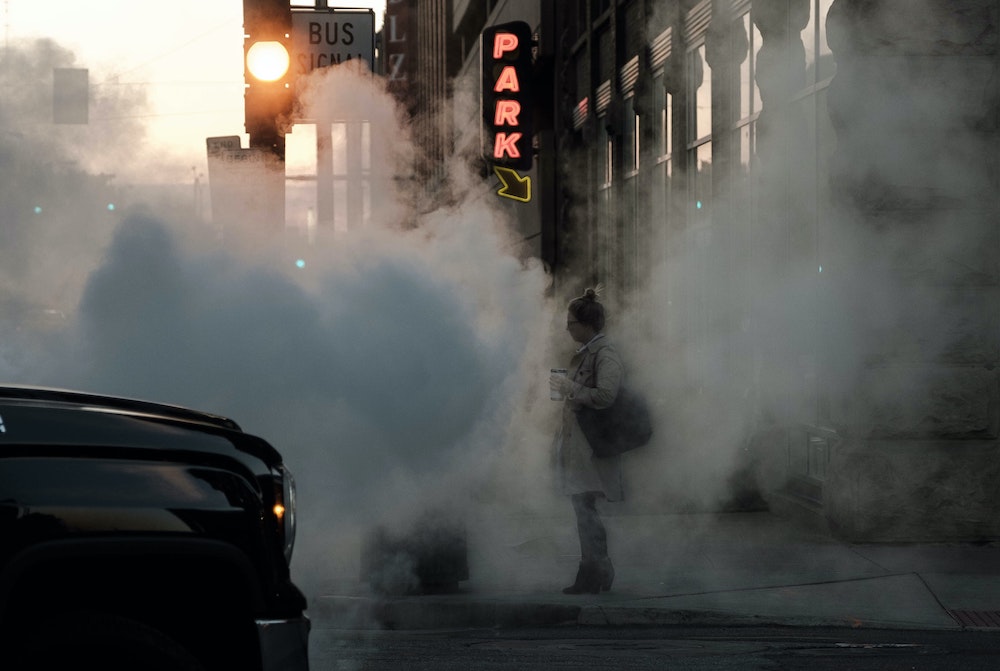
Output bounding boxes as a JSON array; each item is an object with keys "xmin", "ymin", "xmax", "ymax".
[{"xmin": 554, "ymin": 336, "xmax": 624, "ymax": 501}]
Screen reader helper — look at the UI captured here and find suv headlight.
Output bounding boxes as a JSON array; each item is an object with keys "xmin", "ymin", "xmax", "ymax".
[{"xmin": 273, "ymin": 464, "xmax": 297, "ymax": 563}]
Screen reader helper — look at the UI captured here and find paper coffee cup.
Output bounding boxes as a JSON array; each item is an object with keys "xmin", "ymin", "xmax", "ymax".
[{"xmin": 550, "ymin": 368, "xmax": 568, "ymax": 400}]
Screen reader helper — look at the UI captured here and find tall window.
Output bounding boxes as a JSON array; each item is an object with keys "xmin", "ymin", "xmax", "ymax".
[
  {"xmin": 729, "ymin": 10, "xmax": 763, "ymax": 389},
  {"xmin": 788, "ymin": 0, "xmax": 837, "ymax": 274},
  {"xmin": 732, "ymin": 11, "xmax": 761, "ymax": 223},
  {"xmin": 622, "ymin": 95, "xmax": 640, "ymax": 298},
  {"xmin": 735, "ymin": 13, "xmax": 762, "ymax": 130},
  {"xmin": 800, "ymin": 0, "xmax": 837, "ymax": 87},
  {"xmin": 651, "ymin": 75, "xmax": 672, "ymax": 260},
  {"xmin": 687, "ymin": 43, "xmax": 711, "ymax": 230},
  {"xmin": 684, "ymin": 40, "xmax": 712, "ymax": 383},
  {"xmin": 624, "ymin": 96, "xmax": 639, "ymax": 175},
  {"xmin": 596, "ymin": 123, "xmax": 615, "ymax": 286},
  {"xmin": 801, "ymin": 0, "xmax": 836, "ymax": 424}
]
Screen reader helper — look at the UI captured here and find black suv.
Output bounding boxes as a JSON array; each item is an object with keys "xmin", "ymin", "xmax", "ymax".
[{"xmin": 0, "ymin": 385, "xmax": 309, "ymax": 670}]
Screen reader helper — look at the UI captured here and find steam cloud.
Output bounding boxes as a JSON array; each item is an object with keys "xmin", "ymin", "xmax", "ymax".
[
  {"xmin": 5, "ymin": 0, "xmax": 972, "ymax": 595},
  {"xmin": 0, "ymin": 25, "xmax": 795, "ymax": 599},
  {"xmin": 1, "ymin": 46, "xmax": 564, "ymax": 593}
]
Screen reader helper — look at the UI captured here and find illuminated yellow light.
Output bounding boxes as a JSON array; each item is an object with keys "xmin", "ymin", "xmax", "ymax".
[
  {"xmin": 247, "ymin": 41, "xmax": 290, "ymax": 82},
  {"xmin": 273, "ymin": 503, "xmax": 286, "ymax": 519}
]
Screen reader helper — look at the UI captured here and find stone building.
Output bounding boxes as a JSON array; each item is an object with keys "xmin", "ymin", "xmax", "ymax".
[{"xmin": 391, "ymin": 0, "xmax": 1000, "ymax": 541}]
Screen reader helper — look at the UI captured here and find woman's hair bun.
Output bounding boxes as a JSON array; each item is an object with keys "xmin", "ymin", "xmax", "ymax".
[
  {"xmin": 582, "ymin": 284, "xmax": 603, "ymax": 301},
  {"xmin": 568, "ymin": 286, "xmax": 606, "ymax": 331}
]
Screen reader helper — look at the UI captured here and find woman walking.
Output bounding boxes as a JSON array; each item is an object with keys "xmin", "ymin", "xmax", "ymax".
[{"xmin": 549, "ymin": 288, "xmax": 624, "ymax": 594}]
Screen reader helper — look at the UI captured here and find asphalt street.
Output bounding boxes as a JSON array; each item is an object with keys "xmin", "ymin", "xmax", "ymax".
[{"xmin": 308, "ymin": 625, "xmax": 1000, "ymax": 670}]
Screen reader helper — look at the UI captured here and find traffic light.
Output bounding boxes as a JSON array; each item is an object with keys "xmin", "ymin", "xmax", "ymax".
[
  {"xmin": 481, "ymin": 22, "xmax": 534, "ymax": 171},
  {"xmin": 244, "ymin": 0, "xmax": 294, "ymax": 160}
]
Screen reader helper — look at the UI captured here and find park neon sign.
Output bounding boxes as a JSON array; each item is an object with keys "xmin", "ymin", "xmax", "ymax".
[{"xmin": 481, "ymin": 21, "xmax": 533, "ymax": 179}]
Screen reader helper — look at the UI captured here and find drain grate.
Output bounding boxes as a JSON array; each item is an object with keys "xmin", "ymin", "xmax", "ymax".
[{"xmin": 948, "ymin": 610, "xmax": 1000, "ymax": 628}]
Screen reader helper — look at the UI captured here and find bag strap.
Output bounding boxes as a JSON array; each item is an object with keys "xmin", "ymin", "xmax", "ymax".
[{"xmin": 572, "ymin": 337, "xmax": 606, "ymax": 378}]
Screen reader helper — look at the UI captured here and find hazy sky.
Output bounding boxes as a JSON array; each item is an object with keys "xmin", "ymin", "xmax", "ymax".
[{"xmin": 5, "ymin": 1, "xmax": 386, "ymax": 177}]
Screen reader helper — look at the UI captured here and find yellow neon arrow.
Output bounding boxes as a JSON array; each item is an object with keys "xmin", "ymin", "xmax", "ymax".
[{"xmin": 494, "ymin": 166, "xmax": 531, "ymax": 202}]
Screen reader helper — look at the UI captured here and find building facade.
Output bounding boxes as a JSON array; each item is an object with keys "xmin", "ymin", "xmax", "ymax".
[
  {"xmin": 381, "ymin": 0, "xmax": 462, "ymax": 207},
  {"xmin": 392, "ymin": 0, "xmax": 1000, "ymax": 541}
]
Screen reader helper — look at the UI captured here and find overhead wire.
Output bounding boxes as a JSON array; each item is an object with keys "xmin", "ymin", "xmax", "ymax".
[
  {"xmin": 91, "ymin": 14, "xmax": 241, "ymax": 87},
  {"xmin": 85, "ymin": 14, "xmax": 244, "ymax": 122}
]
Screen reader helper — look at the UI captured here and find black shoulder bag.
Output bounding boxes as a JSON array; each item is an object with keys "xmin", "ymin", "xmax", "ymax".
[{"xmin": 574, "ymin": 348, "xmax": 653, "ymax": 458}]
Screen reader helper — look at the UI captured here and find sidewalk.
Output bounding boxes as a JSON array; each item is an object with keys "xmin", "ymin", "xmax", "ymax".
[{"xmin": 310, "ymin": 509, "xmax": 1000, "ymax": 631}]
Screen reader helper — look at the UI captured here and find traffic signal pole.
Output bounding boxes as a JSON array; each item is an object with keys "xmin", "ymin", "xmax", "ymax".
[
  {"xmin": 242, "ymin": 0, "xmax": 294, "ymax": 232},
  {"xmin": 236, "ymin": 0, "xmax": 375, "ymax": 237},
  {"xmin": 243, "ymin": 0, "xmax": 293, "ymax": 161}
]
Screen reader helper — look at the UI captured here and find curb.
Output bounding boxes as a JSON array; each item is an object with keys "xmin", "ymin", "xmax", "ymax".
[
  {"xmin": 309, "ymin": 595, "xmax": 966, "ymax": 632},
  {"xmin": 311, "ymin": 595, "xmax": 580, "ymax": 630}
]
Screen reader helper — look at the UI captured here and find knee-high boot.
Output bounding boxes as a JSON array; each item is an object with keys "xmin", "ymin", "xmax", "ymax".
[
  {"xmin": 566, "ymin": 493, "xmax": 613, "ymax": 594},
  {"xmin": 562, "ymin": 559, "xmax": 602, "ymax": 594}
]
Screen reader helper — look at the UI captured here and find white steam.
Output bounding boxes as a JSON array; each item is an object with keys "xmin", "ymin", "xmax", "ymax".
[
  {"xmin": 9, "ymin": 0, "xmax": 942, "ymax": 594},
  {"xmin": 2, "ymin": 47, "xmax": 566, "ymax": 594}
]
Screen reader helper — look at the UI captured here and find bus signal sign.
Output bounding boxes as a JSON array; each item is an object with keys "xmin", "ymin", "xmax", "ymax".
[{"xmin": 481, "ymin": 22, "xmax": 533, "ymax": 172}]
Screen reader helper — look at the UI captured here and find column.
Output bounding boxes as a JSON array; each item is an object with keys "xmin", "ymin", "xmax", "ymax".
[{"xmin": 822, "ymin": 0, "xmax": 1000, "ymax": 541}]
